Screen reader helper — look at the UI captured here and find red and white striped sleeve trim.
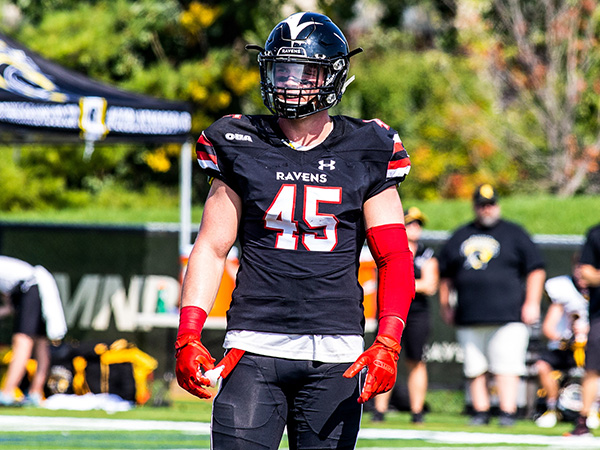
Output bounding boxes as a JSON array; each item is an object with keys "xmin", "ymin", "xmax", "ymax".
[
  {"xmin": 196, "ymin": 132, "xmax": 220, "ymax": 173},
  {"xmin": 387, "ymin": 134, "xmax": 411, "ymax": 179}
]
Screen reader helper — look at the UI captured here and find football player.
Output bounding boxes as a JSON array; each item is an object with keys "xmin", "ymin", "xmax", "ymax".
[{"xmin": 175, "ymin": 11, "xmax": 415, "ymax": 449}]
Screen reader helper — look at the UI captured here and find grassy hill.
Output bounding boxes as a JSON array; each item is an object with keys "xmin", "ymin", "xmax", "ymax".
[{"xmin": 0, "ymin": 194, "xmax": 598, "ymax": 236}]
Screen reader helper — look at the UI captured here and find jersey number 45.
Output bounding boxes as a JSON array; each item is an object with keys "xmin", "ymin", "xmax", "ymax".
[{"xmin": 264, "ymin": 184, "xmax": 342, "ymax": 252}]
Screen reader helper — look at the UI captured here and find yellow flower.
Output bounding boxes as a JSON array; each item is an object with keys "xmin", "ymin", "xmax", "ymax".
[
  {"xmin": 208, "ymin": 91, "xmax": 231, "ymax": 110},
  {"xmin": 189, "ymin": 80, "xmax": 209, "ymax": 102},
  {"xmin": 224, "ymin": 65, "xmax": 260, "ymax": 96},
  {"xmin": 180, "ymin": 2, "xmax": 222, "ymax": 34},
  {"xmin": 144, "ymin": 149, "xmax": 171, "ymax": 173}
]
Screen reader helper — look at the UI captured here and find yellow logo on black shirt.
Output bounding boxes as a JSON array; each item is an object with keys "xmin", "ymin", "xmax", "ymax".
[{"xmin": 460, "ymin": 235, "xmax": 500, "ymax": 270}]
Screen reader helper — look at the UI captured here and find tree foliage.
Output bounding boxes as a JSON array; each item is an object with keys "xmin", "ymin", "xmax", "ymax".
[
  {"xmin": 0, "ymin": 0, "xmax": 597, "ymax": 212},
  {"xmin": 337, "ymin": 27, "xmax": 518, "ymax": 199},
  {"xmin": 0, "ymin": 0, "xmax": 274, "ymax": 209},
  {"xmin": 455, "ymin": 0, "xmax": 600, "ymax": 196}
]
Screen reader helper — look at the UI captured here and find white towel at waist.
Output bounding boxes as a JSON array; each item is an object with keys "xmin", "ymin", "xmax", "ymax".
[{"xmin": 33, "ymin": 266, "xmax": 67, "ymax": 340}]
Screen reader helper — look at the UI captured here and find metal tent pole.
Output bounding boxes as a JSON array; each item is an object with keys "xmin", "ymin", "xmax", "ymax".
[{"xmin": 179, "ymin": 140, "xmax": 193, "ymax": 258}]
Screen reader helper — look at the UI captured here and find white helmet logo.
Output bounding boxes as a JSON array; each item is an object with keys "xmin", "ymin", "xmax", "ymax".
[{"xmin": 284, "ymin": 13, "xmax": 322, "ymax": 40}]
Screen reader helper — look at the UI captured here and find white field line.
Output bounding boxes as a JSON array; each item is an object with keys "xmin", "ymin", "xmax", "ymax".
[
  {"xmin": 358, "ymin": 427, "xmax": 600, "ymax": 447},
  {"xmin": 0, "ymin": 415, "xmax": 210, "ymax": 433},
  {"xmin": 0, "ymin": 416, "xmax": 599, "ymax": 448}
]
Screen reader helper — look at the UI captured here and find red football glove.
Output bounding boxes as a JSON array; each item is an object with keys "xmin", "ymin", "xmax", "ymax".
[
  {"xmin": 175, "ymin": 333, "xmax": 216, "ymax": 399},
  {"xmin": 343, "ymin": 335, "xmax": 401, "ymax": 404},
  {"xmin": 175, "ymin": 306, "xmax": 216, "ymax": 399}
]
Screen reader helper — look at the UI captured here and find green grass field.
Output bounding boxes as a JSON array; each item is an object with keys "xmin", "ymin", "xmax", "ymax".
[{"xmin": 0, "ymin": 390, "xmax": 597, "ymax": 449}]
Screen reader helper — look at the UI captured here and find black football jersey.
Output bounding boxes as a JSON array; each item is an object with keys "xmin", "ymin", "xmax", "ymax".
[
  {"xmin": 196, "ymin": 114, "xmax": 410, "ymax": 335},
  {"xmin": 581, "ymin": 224, "xmax": 600, "ymax": 320}
]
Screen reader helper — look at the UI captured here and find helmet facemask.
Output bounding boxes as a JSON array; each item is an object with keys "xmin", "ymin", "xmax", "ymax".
[{"xmin": 259, "ymin": 54, "xmax": 348, "ymax": 119}]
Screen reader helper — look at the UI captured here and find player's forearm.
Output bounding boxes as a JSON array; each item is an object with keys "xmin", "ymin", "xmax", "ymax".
[
  {"xmin": 521, "ymin": 268, "xmax": 545, "ymax": 325},
  {"xmin": 438, "ymin": 278, "xmax": 455, "ymax": 324},
  {"xmin": 523, "ymin": 268, "xmax": 546, "ymax": 308},
  {"xmin": 580, "ymin": 264, "xmax": 600, "ymax": 287},
  {"xmin": 415, "ymin": 258, "xmax": 438, "ymax": 296},
  {"xmin": 542, "ymin": 322, "xmax": 562, "ymax": 341},
  {"xmin": 541, "ymin": 305, "xmax": 563, "ymax": 341},
  {"xmin": 438, "ymin": 278, "xmax": 452, "ymax": 307},
  {"xmin": 180, "ymin": 178, "xmax": 241, "ymax": 313}
]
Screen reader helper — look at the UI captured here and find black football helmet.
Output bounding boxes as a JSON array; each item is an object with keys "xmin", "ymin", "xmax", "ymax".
[{"xmin": 247, "ymin": 12, "xmax": 362, "ymax": 119}]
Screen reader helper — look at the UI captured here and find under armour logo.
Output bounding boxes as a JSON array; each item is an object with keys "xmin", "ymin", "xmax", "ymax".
[{"xmin": 318, "ymin": 160, "xmax": 336, "ymax": 170}]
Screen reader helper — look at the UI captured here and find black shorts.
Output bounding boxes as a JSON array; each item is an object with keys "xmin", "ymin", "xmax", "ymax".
[
  {"xmin": 13, "ymin": 284, "xmax": 46, "ymax": 338},
  {"xmin": 539, "ymin": 348, "xmax": 577, "ymax": 372},
  {"xmin": 211, "ymin": 353, "xmax": 362, "ymax": 450},
  {"xmin": 401, "ymin": 307, "xmax": 430, "ymax": 362},
  {"xmin": 585, "ymin": 317, "xmax": 600, "ymax": 372}
]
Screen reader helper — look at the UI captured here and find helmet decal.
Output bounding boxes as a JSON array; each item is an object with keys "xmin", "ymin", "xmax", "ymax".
[
  {"xmin": 282, "ymin": 13, "xmax": 321, "ymax": 41},
  {"xmin": 277, "ymin": 47, "xmax": 307, "ymax": 57}
]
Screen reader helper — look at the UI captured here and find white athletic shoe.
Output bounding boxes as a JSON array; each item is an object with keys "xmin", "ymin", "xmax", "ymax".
[
  {"xmin": 535, "ymin": 410, "xmax": 558, "ymax": 428},
  {"xmin": 587, "ymin": 413, "xmax": 600, "ymax": 430}
]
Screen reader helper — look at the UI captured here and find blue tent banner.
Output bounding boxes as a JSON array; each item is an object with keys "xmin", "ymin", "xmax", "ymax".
[{"xmin": 0, "ymin": 34, "xmax": 191, "ymax": 144}]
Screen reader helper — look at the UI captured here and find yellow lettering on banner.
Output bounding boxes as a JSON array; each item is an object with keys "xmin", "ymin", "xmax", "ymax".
[{"xmin": 79, "ymin": 96, "xmax": 109, "ymax": 141}]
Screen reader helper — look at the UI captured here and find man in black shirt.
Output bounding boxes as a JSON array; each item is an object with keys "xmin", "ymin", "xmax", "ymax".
[
  {"xmin": 567, "ymin": 223, "xmax": 600, "ymax": 436},
  {"xmin": 438, "ymin": 184, "xmax": 546, "ymax": 426}
]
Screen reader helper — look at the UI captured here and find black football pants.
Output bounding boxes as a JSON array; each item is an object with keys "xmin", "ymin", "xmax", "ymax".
[{"xmin": 211, "ymin": 353, "xmax": 362, "ymax": 450}]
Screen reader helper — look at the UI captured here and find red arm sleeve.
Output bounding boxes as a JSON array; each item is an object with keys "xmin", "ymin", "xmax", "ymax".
[
  {"xmin": 366, "ymin": 223, "xmax": 415, "ymax": 342},
  {"xmin": 177, "ymin": 305, "xmax": 207, "ymax": 337}
]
